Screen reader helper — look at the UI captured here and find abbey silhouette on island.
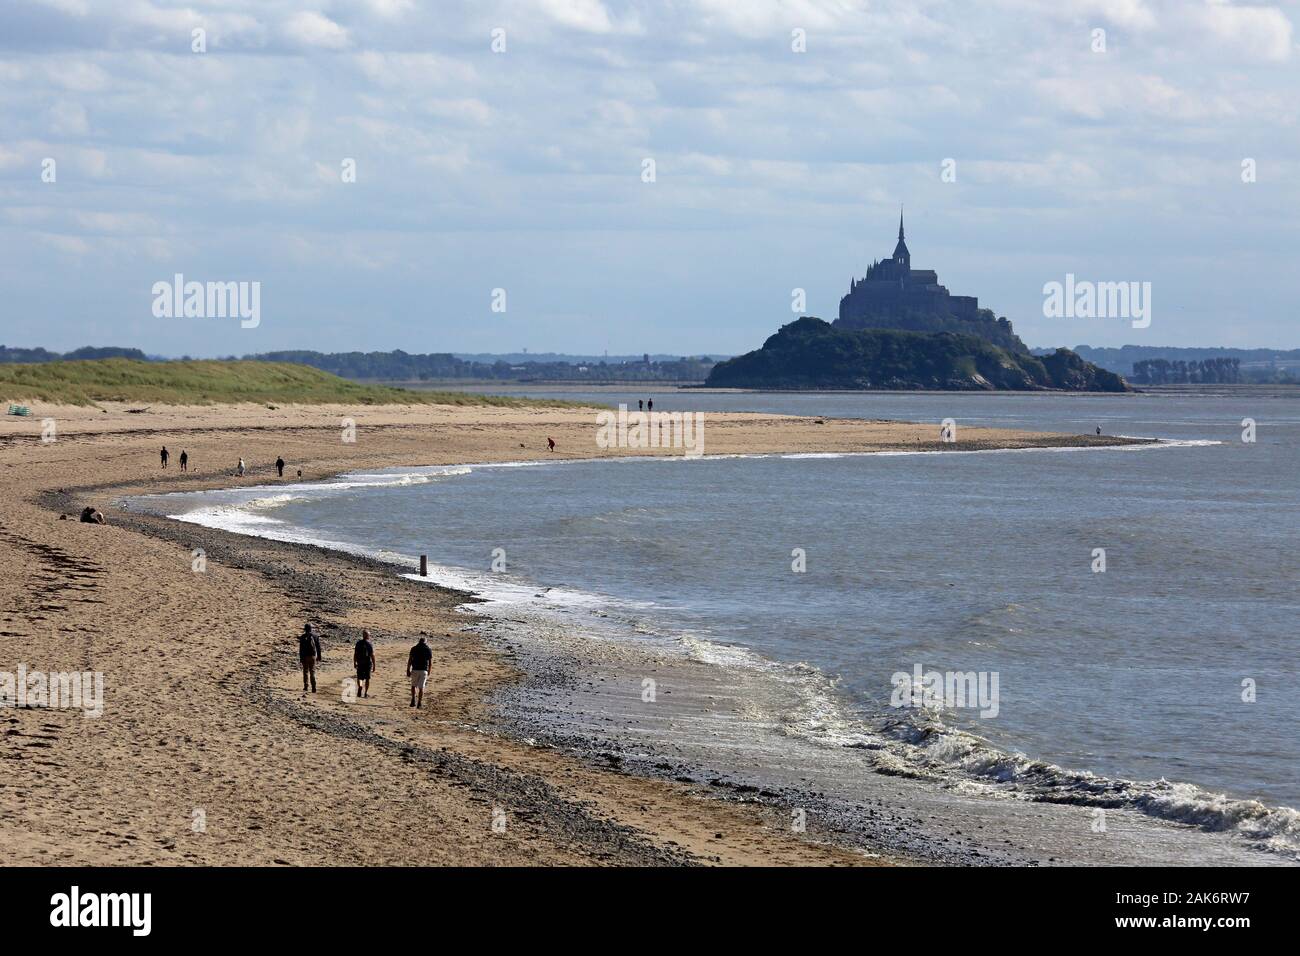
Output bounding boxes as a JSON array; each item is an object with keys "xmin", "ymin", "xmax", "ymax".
[
  {"xmin": 835, "ymin": 209, "xmax": 1021, "ymax": 352},
  {"xmin": 705, "ymin": 206, "xmax": 1129, "ymax": 391}
]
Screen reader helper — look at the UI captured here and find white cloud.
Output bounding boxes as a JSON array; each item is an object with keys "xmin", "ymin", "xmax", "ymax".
[
  {"xmin": 688, "ymin": 0, "xmax": 863, "ymax": 37},
  {"xmin": 38, "ymin": 233, "xmax": 92, "ymax": 256},
  {"xmin": 283, "ymin": 10, "xmax": 349, "ymax": 50},
  {"xmin": 1189, "ymin": 1, "xmax": 1292, "ymax": 62},
  {"xmin": 357, "ymin": 0, "xmax": 415, "ymax": 18},
  {"xmin": 535, "ymin": 0, "xmax": 615, "ymax": 34}
]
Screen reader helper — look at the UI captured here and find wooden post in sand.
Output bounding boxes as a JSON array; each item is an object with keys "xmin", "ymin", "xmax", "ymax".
[{"xmin": 420, "ymin": 555, "xmax": 428, "ymax": 577}]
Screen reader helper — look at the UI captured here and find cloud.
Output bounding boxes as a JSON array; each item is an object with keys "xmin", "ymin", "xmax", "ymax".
[
  {"xmin": 536, "ymin": 0, "xmax": 616, "ymax": 33},
  {"xmin": 357, "ymin": 0, "xmax": 415, "ymax": 18},
  {"xmin": 1189, "ymin": 0, "xmax": 1292, "ymax": 62},
  {"xmin": 38, "ymin": 232, "xmax": 91, "ymax": 255},
  {"xmin": 282, "ymin": 10, "xmax": 349, "ymax": 50}
]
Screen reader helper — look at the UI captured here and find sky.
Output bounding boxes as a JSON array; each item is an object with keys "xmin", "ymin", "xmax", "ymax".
[{"xmin": 1, "ymin": 0, "xmax": 1297, "ymax": 358}]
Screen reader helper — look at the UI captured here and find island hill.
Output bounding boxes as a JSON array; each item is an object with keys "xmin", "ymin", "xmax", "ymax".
[{"xmin": 707, "ymin": 214, "xmax": 1130, "ymax": 392}]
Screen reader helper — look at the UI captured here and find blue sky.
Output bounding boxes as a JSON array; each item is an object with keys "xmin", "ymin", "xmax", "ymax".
[{"xmin": 1, "ymin": 0, "xmax": 1297, "ymax": 357}]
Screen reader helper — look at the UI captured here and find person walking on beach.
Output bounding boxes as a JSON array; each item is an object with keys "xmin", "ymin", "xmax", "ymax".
[
  {"xmin": 407, "ymin": 636, "xmax": 433, "ymax": 708},
  {"xmin": 354, "ymin": 630, "xmax": 376, "ymax": 699},
  {"xmin": 276, "ymin": 456, "xmax": 285, "ymax": 478},
  {"xmin": 160, "ymin": 446, "xmax": 169, "ymax": 469},
  {"xmin": 237, "ymin": 458, "xmax": 246, "ymax": 477},
  {"xmin": 298, "ymin": 624, "xmax": 322, "ymax": 694},
  {"xmin": 547, "ymin": 437, "xmax": 555, "ymax": 453},
  {"xmin": 638, "ymin": 399, "xmax": 643, "ymax": 411},
  {"xmin": 646, "ymin": 398, "xmax": 653, "ymax": 412},
  {"xmin": 179, "ymin": 450, "xmax": 188, "ymax": 472}
]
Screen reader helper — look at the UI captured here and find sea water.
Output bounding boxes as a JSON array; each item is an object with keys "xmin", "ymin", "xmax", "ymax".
[{"xmin": 128, "ymin": 390, "xmax": 1300, "ymax": 863}]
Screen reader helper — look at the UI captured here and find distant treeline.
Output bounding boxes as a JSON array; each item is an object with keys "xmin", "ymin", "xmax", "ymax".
[
  {"xmin": 1068, "ymin": 345, "xmax": 1300, "ymax": 382},
  {"xmin": 1130, "ymin": 358, "xmax": 1241, "ymax": 385},
  {"xmin": 247, "ymin": 350, "xmax": 717, "ymax": 382},
  {"xmin": 0, "ymin": 345, "xmax": 148, "ymax": 363},
  {"xmin": 0, "ymin": 345, "xmax": 716, "ymax": 383}
]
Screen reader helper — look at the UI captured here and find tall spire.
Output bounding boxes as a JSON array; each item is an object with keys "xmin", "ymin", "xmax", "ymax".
[{"xmin": 892, "ymin": 204, "xmax": 910, "ymax": 267}]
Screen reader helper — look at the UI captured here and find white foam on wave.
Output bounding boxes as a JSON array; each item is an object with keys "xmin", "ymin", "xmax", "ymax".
[
  {"xmin": 678, "ymin": 626, "xmax": 1300, "ymax": 858},
  {"xmin": 399, "ymin": 561, "xmax": 630, "ymax": 615}
]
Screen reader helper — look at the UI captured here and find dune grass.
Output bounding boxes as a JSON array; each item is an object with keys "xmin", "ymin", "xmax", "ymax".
[{"xmin": 0, "ymin": 359, "xmax": 588, "ymax": 408}]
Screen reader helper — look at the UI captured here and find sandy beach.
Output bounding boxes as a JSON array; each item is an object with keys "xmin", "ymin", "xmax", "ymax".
[{"xmin": 0, "ymin": 400, "xmax": 1136, "ymax": 866}]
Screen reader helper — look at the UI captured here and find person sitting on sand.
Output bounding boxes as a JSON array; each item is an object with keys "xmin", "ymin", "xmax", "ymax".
[
  {"xmin": 298, "ymin": 624, "xmax": 322, "ymax": 694},
  {"xmin": 160, "ymin": 446, "xmax": 169, "ymax": 469},
  {"xmin": 79, "ymin": 506, "xmax": 106, "ymax": 524},
  {"xmin": 276, "ymin": 456, "xmax": 285, "ymax": 477},
  {"xmin": 179, "ymin": 450, "xmax": 188, "ymax": 472},
  {"xmin": 407, "ymin": 636, "xmax": 433, "ymax": 708},
  {"xmin": 237, "ymin": 458, "xmax": 246, "ymax": 477},
  {"xmin": 354, "ymin": 630, "xmax": 376, "ymax": 699}
]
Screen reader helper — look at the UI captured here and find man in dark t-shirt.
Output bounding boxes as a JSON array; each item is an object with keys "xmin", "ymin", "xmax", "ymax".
[
  {"xmin": 298, "ymin": 624, "xmax": 322, "ymax": 693},
  {"xmin": 354, "ymin": 630, "xmax": 376, "ymax": 699},
  {"xmin": 406, "ymin": 637, "xmax": 433, "ymax": 708}
]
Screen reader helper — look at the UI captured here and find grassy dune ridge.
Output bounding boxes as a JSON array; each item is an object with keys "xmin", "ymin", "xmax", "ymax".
[{"xmin": 0, "ymin": 358, "xmax": 586, "ymax": 407}]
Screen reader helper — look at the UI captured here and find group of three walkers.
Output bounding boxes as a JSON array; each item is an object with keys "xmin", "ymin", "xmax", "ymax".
[{"xmin": 296, "ymin": 625, "xmax": 435, "ymax": 708}]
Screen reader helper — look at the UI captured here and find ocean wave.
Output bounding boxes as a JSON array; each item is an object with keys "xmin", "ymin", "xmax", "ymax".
[{"xmin": 678, "ymin": 629, "xmax": 1300, "ymax": 858}]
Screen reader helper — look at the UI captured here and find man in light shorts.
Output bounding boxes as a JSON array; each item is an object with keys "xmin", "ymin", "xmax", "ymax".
[
  {"xmin": 407, "ymin": 636, "xmax": 433, "ymax": 708},
  {"xmin": 298, "ymin": 623, "xmax": 322, "ymax": 694}
]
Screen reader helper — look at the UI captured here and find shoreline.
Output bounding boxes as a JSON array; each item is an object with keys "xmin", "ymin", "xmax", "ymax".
[
  {"xmin": 0, "ymin": 400, "xmax": 1152, "ymax": 866},
  {"xmin": 119, "ymin": 440, "xmax": 1297, "ymax": 868}
]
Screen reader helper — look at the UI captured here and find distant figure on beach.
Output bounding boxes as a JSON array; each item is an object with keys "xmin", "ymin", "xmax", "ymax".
[
  {"xmin": 354, "ymin": 630, "xmax": 375, "ymax": 699},
  {"xmin": 407, "ymin": 636, "xmax": 433, "ymax": 708},
  {"xmin": 547, "ymin": 437, "xmax": 555, "ymax": 452},
  {"xmin": 179, "ymin": 450, "xmax": 188, "ymax": 472},
  {"xmin": 647, "ymin": 399, "xmax": 653, "ymax": 412},
  {"xmin": 276, "ymin": 456, "xmax": 285, "ymax": 477},
  {"xmin": 296, "ymin": 468, "xmax": 302, "ymax": 478},
  {"xmin": 298, "ymin": 624, "xmax": 322, "ymax": 694},
  {"xmin": 160, "ymin": 446, "xmax": 169, "ymax": 468},
  {"xmin": 237, "ymin": 458, "xmax": 246, "ymax": 477},
  {"xmin": 638, "ymin": 399, "xmax": 643, "ymax": 411},
  {"xmin": 1096, "ymin": 426, "xmax": 1102, "ymax": 436},
  {"xmin": 79, "ymin": 506, "xmax": 105, "ymax": 524}
]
